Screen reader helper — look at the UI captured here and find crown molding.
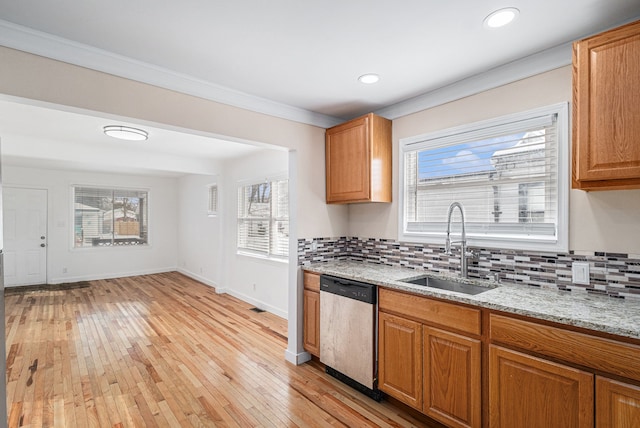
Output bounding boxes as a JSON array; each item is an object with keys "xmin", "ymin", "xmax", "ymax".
[
  {"xmin": 0, "ymin": 20, "xmax": 343, "ymax": 129},
  {"xmin": 375, "ymin": 42, "xmax": 573, "ymax": 120}
]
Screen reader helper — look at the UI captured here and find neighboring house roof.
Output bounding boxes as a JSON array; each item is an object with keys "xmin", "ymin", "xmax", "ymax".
[
  {"xmin": 103, "ymin": 208, "xmax": 138, "ymax": 220},
  {"xmin": 74, "ymin": 203, "xmax": 102, "ymax": 212}
]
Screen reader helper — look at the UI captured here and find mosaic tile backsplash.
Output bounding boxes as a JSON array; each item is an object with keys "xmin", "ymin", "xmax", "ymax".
[{"xmin": 298, "ymin": 237, "xmax": 640, "ymax": 299}]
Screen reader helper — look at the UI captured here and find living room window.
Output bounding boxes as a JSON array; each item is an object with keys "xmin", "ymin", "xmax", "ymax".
[
  {"xmin": 399, "ymin": 103, "xmax": 568, "ymax": 252},
  {"xmin": 237, "ymin": 179, "xmax": 289, "ymax": 258},
  {"xmin": 73, "ymin": 186, "xmax": 149, "ymax": 247}
]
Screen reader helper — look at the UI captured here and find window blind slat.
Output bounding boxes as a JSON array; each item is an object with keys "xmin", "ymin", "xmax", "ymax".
[{"xmin": 237, "ymin": 179, "xmax": 289, "ymax": 258}]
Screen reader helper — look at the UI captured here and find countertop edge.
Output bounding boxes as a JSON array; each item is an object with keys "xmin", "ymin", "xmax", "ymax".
[{"xmin": 302, "ymin": 261, "xmax": 640, "ymax": 342}]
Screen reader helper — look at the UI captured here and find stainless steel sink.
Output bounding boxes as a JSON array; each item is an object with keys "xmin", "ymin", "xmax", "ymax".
[{"xmin": 401, "ymin": 276, "xmax": 492, "ymax": 295}]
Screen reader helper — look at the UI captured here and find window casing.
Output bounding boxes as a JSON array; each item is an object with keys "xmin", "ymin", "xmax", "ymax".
[
  {"xmin": 237, "ymin": 179, "xmax": 289, "ymax": 258},
  {"xmin": 399, "ymin": 103, "xmax": 568, "ymax": 252},
  {"xmin": 74, "ymin": 186, "xmax": 149, "ymax": 247}
]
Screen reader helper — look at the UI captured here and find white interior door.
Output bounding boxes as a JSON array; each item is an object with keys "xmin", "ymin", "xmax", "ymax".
[{"xmin": 3, "ymin": 187, "xmax": 48, "ymax": 287}]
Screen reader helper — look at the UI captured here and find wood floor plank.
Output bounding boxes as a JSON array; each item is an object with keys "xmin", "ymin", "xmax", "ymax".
[{"xmin": 5, "ymin": 272, "xmax": 435, "ymax": 427}]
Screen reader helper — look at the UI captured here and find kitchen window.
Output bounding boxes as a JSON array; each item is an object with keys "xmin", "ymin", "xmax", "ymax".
[
  {"xmin": 237, "ymin": 179, "xmax": 289, "ymax": 258},
  {"xmin": 399, "ymin": 103, "xmax": 568, "ymax": 252},
  {"xmin": 74, "ymin": 186, "xmax": 149, "ymax": 248}
]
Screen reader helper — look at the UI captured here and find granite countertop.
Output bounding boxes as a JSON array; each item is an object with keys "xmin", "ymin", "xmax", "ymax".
[{"xmin": 303, "ymin": 260, "xmax": 640, "ymax": 341}]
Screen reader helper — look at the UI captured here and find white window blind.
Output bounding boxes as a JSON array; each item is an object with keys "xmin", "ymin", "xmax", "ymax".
[
  {"xmin": 400, "ymin": 104, "xmax": 568, "ymax": 251},
  {"xmin": 74, "ymin": 186, "xmax": 148, "ymax": 247},
  {"xmin": 208, "ymin": 184, "xmax": 218, "ymax": 216},
  {"xmin": 237, "ymin": 179, "xmax": 289, "ymax": 258}
]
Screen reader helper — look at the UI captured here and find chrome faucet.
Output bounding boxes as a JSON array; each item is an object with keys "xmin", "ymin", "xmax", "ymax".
[{"xmin": 445, "ymin": 202, "xmax": 472, "ymax": 278}]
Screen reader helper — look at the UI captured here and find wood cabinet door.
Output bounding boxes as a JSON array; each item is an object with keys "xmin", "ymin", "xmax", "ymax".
[
  {"xmin": 489, "ymin": 345, "xmax": 594, "ymax": 428},
  {"xmin": 597, "ymin": 376, "xmax": 640, "ymax": 427},
  {"xmin": 423, "ymin": 327, "xmax": 481, "ymax": 428},
  {"xmin": 325, "ymin": 115, "xmax": 370, "ymax": 203},
  {"xmin": 302, "ymin": 290, "xmax": 320, "ymax": 356},
  {"xmin": 378, "ymin": 312, "xmax": 422, "ymax": 410},
  {"xmin": 573, "ymin": 20, "xmax": 640, "ymax": 188}
]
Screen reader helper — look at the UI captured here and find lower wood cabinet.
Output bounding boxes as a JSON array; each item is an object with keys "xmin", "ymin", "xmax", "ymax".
[
  {"xmin": 489, "ymin": 345, "xmax": 594, "ymax": 428},
  {"xmin": 305, "ymin": 277, "xmax": 640, "ymax": 428},
  {"xmin": 378, "ymin": 312, "xmax": 422, "ymax": 410},
  {"xmin": 303, "ymin": 289, "xmax": 320, "ymax": 356},
  {"xmin": 378, "ymin": 289, "xmax": 481, "ymax": 428},
  {"xmin": 424, "ymin": 327, "xmax": 481, "ymax": 428},
  {"xmin": 596, "ymin": 376, "xmax": 640, "ymax": 427},
  {"xmin": 302, "ymin": 272, "xmax": 320, "ymax": 357}
]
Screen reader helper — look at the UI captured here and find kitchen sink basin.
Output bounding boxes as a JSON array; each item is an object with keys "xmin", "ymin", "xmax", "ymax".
[{"xmin": 401, "ymin": 276, "xmax": 492, "ymax": 295}]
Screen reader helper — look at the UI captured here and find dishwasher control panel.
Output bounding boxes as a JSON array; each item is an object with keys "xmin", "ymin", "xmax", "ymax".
[{"xmin": 320, "ymin": 275, "xmax": 376, "ymax": 304}]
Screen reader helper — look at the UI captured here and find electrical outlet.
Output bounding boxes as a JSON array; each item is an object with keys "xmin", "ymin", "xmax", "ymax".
[
  {"xmin": 572, "ymin": 262, "xmax": 590, "ymax": 285},
  {"xmin": 253, "ymin": 283, "xmax": 256, "ymax": 291},
  {"xmin": 62, "ymin": 267, "xmax": 67, "ymax": 274},
  {"xmin": 311, "ymin": 241, "xmax": 318, "ymax": 251}
]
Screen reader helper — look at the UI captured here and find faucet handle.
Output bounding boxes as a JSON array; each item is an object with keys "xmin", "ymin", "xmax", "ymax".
[{"xmin": 445, "ymin": 238, "xmax": 451, "ymax": 255}]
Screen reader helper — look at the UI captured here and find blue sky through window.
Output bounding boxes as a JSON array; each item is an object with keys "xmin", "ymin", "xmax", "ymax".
[{"xmin": 418, "ymin": 132, "xmax": 526, "ymax": 180}]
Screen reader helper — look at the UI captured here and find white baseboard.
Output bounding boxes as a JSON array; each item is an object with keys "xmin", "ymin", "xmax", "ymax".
[
  {"xmin": 177, "ymin": 268, "xmax": 287, "ymax": 319},
  {"xmin": 176, "ymin": 268, "xmax": 218, "ymax": 289},
  {"xmin": 285, "ymin": 349, "xmax": 311, "ymax": 365},
  {"xmin": 47, "ymin": 267, "xmax": 176, "ymax": 284},
  {"xmin": 49, "ymin": 267, "xmax": 288, "ymax": 320},
  {"xmin": 221, "ymin": 288, "xmax": 288, "ymax": 320}
]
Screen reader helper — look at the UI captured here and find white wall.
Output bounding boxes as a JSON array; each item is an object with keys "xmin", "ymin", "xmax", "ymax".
[
  {"xmin": 2, "ymin": 165, "xmax": 179, "ymax": 283},
  {"xmin": 219, "ymin": 149, "xmax": 290, "ymax": 318},
  {"xmin": 177, "ymin": 173, "xmax": 221, "ymax": 287},
  {"xmin": 351, "ymin": 65, "xmax": 640, "ymax": 255}
]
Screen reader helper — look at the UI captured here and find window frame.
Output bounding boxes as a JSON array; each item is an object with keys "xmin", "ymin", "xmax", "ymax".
[
  {"xmin": 71, "ymin": 185, "xmax": 150, "ymax": 249},
  {"xmin": 207, "ymin": 183, "xmax": 218, "ymax": 217},
  {"xmin": 236, "ymin": 175, "xmax": 289, "ymax": 261},
  {"xmin": 398, "ymin": 103, "xmax": 569, "ymax": 252}
]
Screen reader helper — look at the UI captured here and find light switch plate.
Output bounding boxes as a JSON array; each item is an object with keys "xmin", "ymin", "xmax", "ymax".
[{"xmin": 572, "ymin": 262, "xmax": 590, "ymax": 285}]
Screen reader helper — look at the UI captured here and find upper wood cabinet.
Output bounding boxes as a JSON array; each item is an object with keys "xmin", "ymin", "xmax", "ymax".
[
  {"xmin": 572, "ymin": 19, "xmax": 640, "ymax": 190},
  {"xmin": 325, "ymin": 113, "xmax": 392, "ymax": 203}
]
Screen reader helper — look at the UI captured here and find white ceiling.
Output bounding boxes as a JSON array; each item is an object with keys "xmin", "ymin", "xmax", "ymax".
[
  {"xmin": 0, "ymin": 100, "xmax": 266, "ymax": 177},
  {"xmin": 0, "ymin": 1, "xmax": 639, "ymax": 175}
]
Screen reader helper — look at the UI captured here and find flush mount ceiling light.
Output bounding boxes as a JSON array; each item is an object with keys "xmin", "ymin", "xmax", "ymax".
[
  {"xmin": 484, "ymin": 7, "xmax": 519, "ymax": 28},
  {"xmin": 103, "ymin": 125, "xmax": 148, "ymax": 141},
  {"xmin": 358, "ymin": 73, "xmax": 380, "ymax": 84}
]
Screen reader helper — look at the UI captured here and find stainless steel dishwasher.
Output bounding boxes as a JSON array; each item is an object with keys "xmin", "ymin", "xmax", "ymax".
[{"xmin": 319, "ymin": 275, "xmax": 382, "ymax": 400}]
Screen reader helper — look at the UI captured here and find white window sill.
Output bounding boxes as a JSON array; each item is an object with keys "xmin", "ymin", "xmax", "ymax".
[{"xmin": 236, "ymin": 250, "xmax": 289, "ymax": 264}]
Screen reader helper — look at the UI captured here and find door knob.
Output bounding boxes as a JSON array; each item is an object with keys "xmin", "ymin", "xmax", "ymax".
[
  {"xmin": 40, "ymin": 243, "xmax": 46, "ymax": 247},
  {"xmin": 41, "ymin": 236, "xmax": 46, "ymax": 240}
]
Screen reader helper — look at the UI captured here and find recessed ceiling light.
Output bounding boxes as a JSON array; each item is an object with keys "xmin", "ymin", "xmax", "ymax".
[
  {"xmin": 103, "ymin": 125, "xmax": 148, "ymax": 141},
  {"xmin": 358, "ymin": 74, "xmax": 380, "ymax": 84},
  {"xmin": 484, "ymin": 7, "xmax": 519, "ymax": 28}
]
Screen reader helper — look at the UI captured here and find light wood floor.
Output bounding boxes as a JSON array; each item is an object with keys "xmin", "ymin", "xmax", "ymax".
[{"xmin": 5, "ymin": 272, "xmax": 435, "ymax": 427}]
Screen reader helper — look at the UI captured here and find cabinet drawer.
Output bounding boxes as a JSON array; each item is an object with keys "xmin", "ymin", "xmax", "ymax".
[
  {"xmin": 303, "ymin": 271, "xmax": 320, "ymax": 292},
  {"xmin": 490, "ymin": 313, "xmax": 640, "ymax": 382},
  {"xmin": 379, "ymin": 288, "xmax": 481, "ymax": 336}
]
